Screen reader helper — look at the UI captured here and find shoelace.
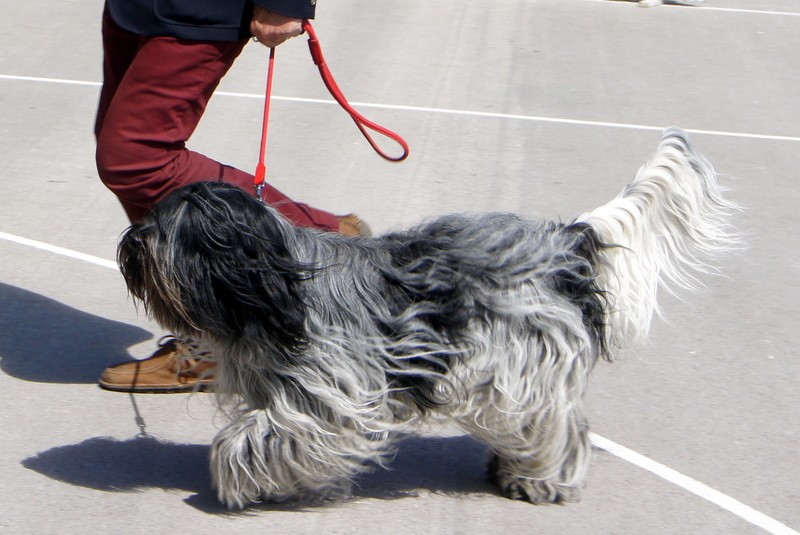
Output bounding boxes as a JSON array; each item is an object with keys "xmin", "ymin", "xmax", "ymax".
[{"xmin": 157, "ymin": 336, "xmax": 213, "ymax": 374}]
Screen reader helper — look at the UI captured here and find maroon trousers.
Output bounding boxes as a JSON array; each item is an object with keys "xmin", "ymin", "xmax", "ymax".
[{"xmin": 95, "ymin": 7, "xmax": 339, "ymax": 229}]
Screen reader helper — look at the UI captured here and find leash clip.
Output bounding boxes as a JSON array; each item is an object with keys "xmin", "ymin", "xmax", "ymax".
[{"xmin": 254, "ymin": 180, "xmax": 266, "ymax": 201}]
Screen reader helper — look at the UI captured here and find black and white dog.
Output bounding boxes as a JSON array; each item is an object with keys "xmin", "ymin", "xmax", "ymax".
[{"xmin": 118, "ymin": 128, "xmax": 739, "ymax": 509}]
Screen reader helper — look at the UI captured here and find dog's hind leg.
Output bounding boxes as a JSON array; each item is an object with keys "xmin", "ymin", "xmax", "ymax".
[
  {"xmin": 210, "ymin": 408, "xmax": 395, "ymax": 509},
  {"xmin": 483, "ymin": 409, "xmax": 592, "ymax": 504},
  {"xmin": 460, "ymin": 393, "xmax": 591, "ymax": 505},
  {"xmin": 455, "ymin": 319, "xmax": 595, "ymax": 504}
]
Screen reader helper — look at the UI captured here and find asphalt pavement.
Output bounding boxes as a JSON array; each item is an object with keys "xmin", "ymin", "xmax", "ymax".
[{"xmin": 1, "ymin": 1, "xmax": 798, "ymax": 534}]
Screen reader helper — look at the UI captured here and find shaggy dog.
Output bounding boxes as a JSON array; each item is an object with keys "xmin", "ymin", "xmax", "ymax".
[{"xmin": 117, "ymin": 127, "xmax": 738, "ymax": 509}]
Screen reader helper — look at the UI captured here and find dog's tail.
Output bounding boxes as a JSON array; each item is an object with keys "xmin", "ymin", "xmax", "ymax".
[{"xmin": 574, "ymin": 127, "xmax": 740, "ymax": 352}]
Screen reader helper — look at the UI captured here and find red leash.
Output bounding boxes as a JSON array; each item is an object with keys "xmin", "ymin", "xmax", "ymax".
[
  {"xmin": 253, "ymin": 46, "xmax": 276, "ymax": 199},
  {"xmin": 253, "ymin": 21, "xmax": 410, "ymax": 197}
]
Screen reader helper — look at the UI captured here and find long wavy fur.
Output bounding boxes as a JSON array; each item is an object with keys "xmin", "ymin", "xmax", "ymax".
[{"xmin": 117, "ymin": 127, "xmax": 739, "ymax": 509}]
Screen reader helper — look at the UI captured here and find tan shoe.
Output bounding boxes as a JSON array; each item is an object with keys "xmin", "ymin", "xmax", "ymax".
[
  {"xmin": 337, "ymin": 214, "xmax": 373, "ymax": 237},
  {"xmin": 98, "ymin": 337, "xmax": 215, "ymax": 393}
]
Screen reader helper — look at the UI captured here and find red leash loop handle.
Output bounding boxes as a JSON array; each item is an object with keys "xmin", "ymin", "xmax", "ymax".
[
  {"xmin": 302, "ymin": 20, "xmax": 410, "ymax": 162},
  {"xmin": 254, "ymin": 22, "xmax": 410, "ymax": 196}
]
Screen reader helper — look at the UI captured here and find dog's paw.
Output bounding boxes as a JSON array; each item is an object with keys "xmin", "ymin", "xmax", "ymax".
[
  {"xmin": 496, "ymin": 477, "xmax": 580, "ymax": 505},
  {"xmin": 488, "ymin": 453, "xmax": 581, "ymax": 505}
]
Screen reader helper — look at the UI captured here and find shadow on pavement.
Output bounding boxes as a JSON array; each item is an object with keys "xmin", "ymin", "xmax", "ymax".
[
  {"xmin": 0, "ymin": 282, "xmax": 151, "ymax": 383},
  {"xmin": 22, "ymin": 433, "xmax": 495, "ymax": 513}
]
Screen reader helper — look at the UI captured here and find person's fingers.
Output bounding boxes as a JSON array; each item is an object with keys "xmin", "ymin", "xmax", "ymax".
[
  {"xmin": 251, "ymin": 23, "xmax": 301, "ymax": 47},
  {"xmin": 250, "ymin": 6, "xmax": 303, "ymax": 47}
]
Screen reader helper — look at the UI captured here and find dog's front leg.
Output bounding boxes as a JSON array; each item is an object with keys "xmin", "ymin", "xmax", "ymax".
[
  {"xmin": 210, "ymin": 409, "xmax": 277, "ymax": 509},
  {"xmin": 210, "ymin": 408, "xmax": 391, "ymax": 509}
]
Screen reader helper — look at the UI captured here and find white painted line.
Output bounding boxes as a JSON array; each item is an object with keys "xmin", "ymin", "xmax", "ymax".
[
  {"xmin": 0, "ymin": 228, "xmax": 796, "ymax": 535},
  {"xmin": 694, "ymin": 7, "xmax": 800, "ymax": 17},
  {"xmin": 0, "ymin": 231, "xmax": 118, "ymax": 271},
  {"xmin": 583, "ymin": 0, "xmax": 800, "ymax": 16},
  {"xmin": 3, "ymin": 74, "xmax": 800, "ymax": 143},
  {"xmin": 0, "ymin": 74, "xmax": 101, "ymax": 87},
  {"xmin": 199, "ymin": 90, "xmax": 800, "ymax": 143},
  {"xmin": 591, "ymin": 433, "xmax": 799, "ymax": 535}
]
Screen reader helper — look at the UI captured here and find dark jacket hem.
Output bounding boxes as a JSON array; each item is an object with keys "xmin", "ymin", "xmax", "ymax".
[{"xmin": 106, "ymin": 0, "xmax": 315, "ymax": 41}]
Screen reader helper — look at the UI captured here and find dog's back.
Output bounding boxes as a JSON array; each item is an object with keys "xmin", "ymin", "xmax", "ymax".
[{"xmin": 378, "ymin": 213, "xmax": 606, "ymax": 342}]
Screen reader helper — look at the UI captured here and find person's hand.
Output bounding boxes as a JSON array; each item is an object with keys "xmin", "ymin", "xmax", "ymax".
[{"xmin": 250, "ymin": 5, "xmax": 304, "ymax": 48}]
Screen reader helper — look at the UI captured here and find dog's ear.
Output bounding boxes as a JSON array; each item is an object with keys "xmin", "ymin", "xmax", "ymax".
[
  {"xmin": 117, "ymin": 221, "xmax": 164, "ymax": 309},
  {"xmin": 171, "ymin": 183, "xmax": 311, "ymax": 350},
  {"xmin": 117, "ymin": 222, "xmax": 147, "ymax": 303}
]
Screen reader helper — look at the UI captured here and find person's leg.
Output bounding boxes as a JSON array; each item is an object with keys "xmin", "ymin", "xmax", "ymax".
[
  {"xmin": 95, "ymin": 17, "xmax": 340, "ymax": 230},
  {"xmin": 95, "ymin": 12, "xmax": 373, "ymax": 393},
  {"xmin": 95, "ymin": 5, "xmax": 140, "ymax": 141}
]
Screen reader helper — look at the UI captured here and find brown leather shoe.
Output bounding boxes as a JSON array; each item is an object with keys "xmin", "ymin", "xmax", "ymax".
[
  {"xmin": 337, "ymin": 214, "xmax": 373, "ymax": 237},
  {"xmin": 98, "ymin": 337, "xmax": 215, "ymax": 393}
]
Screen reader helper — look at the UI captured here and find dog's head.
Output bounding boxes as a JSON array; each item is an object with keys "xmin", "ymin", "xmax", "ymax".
[{"xmin": 118, "ymin": 181, "xmax": 311, "ymax": 349}]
